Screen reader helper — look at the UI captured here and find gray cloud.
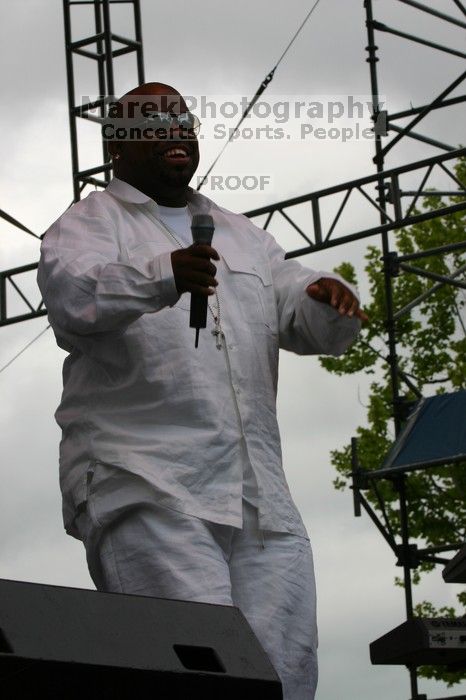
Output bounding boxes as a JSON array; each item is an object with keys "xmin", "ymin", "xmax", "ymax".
[{"xmin": 1, "ymin": 1, "xmax": 464, "ymax": 698}]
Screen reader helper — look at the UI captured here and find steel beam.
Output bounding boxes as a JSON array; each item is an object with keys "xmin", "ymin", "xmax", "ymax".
[{"xmin": 62, "ymin": 0, "xmax": 145, "ymax": 202}]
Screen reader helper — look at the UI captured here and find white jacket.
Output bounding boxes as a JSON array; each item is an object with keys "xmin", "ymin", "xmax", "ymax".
[{"xmin": 38, "ymin": 177, "xmax": 361, "ymax": 539}]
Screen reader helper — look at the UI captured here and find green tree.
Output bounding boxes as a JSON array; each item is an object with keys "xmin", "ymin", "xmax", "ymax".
[{"xmin": 320, "ymin": 157, "xmax": 466, "ymax": 687}]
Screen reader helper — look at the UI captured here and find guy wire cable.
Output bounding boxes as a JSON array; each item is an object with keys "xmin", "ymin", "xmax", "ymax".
[
  {"xmin": 0, "ymin": 324, "xmax": 50, "ymax": 376},
  {"xmin": 0, "ymin": 208, "xmax": 40, "ymax": 240},
  {"xmin": 196, "ymin": 0, "xmax": 323, "ymax": 190}
]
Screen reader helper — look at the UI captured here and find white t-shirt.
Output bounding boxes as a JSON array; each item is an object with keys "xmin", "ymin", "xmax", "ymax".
[{"xmin": 157, "ymin": 205, "xmax": 192, "ymax": 247}]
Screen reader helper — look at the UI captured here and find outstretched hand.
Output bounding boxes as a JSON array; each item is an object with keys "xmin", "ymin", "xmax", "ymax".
[{"xmin": 306, "ymin": 278, "xmax": 369, "ymax": 322}]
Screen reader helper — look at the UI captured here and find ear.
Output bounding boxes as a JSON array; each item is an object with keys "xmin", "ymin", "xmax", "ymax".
[{"xmin": 107, "ymin": 141, "xmax": 122, "ymax": 160}]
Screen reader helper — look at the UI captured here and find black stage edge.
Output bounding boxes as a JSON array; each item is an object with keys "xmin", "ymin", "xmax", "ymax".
[{"xmin": 0, "ymin": 578, "xmax": 282, "ymax": 699}]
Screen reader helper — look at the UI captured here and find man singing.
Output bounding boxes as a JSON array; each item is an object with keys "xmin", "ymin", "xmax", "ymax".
[{"xmin": 38, "ymin": 82, "xmax": 366, "ymax": 699}]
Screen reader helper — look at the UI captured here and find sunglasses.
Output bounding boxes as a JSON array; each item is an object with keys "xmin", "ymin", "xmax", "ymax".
[{"xmin": 136, "ymin": 112, "xmax": 201, "ymax": 134}]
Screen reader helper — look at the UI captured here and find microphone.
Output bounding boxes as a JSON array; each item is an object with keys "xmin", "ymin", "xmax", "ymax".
[{"xmin": 190, "ymin": 213, "xmax": 215, "ymax": 348}]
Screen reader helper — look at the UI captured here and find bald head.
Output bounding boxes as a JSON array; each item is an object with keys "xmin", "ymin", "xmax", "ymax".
[
  {"xmin": 105, "ymin": 82, "xmax": 200, "ymax": 207},
  {"xmin": 121, "ymin": 81, "xmax": 180, "ymax": 100},
  {"xmin": 108, "ymin": 82, "xmax": 190, "ymax": 123}
]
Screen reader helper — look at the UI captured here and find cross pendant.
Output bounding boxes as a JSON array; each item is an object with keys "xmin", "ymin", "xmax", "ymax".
[{"xmin": 211, "ymin": 327, "xmax": 224, "ymax": 350}]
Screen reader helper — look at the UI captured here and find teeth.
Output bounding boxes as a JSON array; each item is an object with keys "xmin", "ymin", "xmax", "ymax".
[{"xmin": 165, "ymin": 148, "xmax": 188, "ymax": 157}]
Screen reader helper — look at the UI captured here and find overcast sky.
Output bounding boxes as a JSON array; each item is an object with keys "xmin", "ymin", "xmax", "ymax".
[{"xmin": 1, "ymin": 1, "xmax": 465, "ymax": 698}]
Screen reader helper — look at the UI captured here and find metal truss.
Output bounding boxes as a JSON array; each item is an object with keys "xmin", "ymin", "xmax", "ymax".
[
  {"xmin": 350, "ymin": 434, "xmax": 466, "ymax": 699},
  {"xmin": 1, "ymin": 0, "xmax": 145, "ymax": 327},
  {"xmin": 2, "ymin": 147, "xmax": 464, "ymax": 327},
  {"xmin": 370, "ymin": 0, "xmax": 466, "ymax": 163},
  {"xmin": 63, "ymin": 0, "xmax": 145, "ymax": 202},
  {"xmin": 0, "ymin": 262, "xmax": 47, "ymax": 327},
  {"xmin": 244, "ymin": 148, "xmax": 466, "ymax": 255},
  {"xmin": 352, "ymin": 239, "xmax": 466, "ymax": 698},
  {"xmin": 351, "ymin": 3, "xmax": 465, "ymax": 696}
]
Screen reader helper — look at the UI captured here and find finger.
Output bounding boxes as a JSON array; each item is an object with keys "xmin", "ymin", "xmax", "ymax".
[
  {"xmin": 338, "ymin": 291, "xmax": 356, "ymax": 315},
  {"xmin": 186, "ymin": 257, "xmax": 217, "ymax": 277},
  {"xmin": 202, "ymin": 260, "xmax": 218, "ymax": 277},
  {"xmin": 319, "ymin": 279, "xmax": 342, "ymax": 309},
  {"xmin": 345, "ymin": 297, "xmax": 360, "ymax": 318},
  {"xmin": 330, "ymin": 284, "xmax": 341, "ymax": 310},
  {"xmin": 184, "ymin": 283, "xmax": 216, "ymax": 296},
  {"xmin": 187, "ymin": 270, "xmax": 218, "ymax": 289},
  {"xmin": 306, "ymin": 283, "xmax": 326, "ymax": 301},
  {"xmin": 356, "ymin": 308, "xmax": 369, "ymax": 323},
  {"xmin": 190, "ymin": 244, "xmax": 220, "ymax": 260}
]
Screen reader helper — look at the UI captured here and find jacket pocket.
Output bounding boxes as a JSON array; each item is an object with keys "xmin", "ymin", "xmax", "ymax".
[{"xmin": 221, "ymin": 249, "xmax": 278, "ymax": 333}]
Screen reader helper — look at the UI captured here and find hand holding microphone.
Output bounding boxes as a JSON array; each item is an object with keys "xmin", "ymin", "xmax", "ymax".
[{"xmin": 170, "ymin": 214, "xmax": 218, "ymax": 347}]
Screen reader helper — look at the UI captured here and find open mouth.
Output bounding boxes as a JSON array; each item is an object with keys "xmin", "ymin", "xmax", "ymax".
[{"xmin": 161, "ymin": 145, "xmax": 191, "ymax": 164}]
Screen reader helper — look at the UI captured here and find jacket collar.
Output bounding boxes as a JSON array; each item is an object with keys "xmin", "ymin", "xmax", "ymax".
[
  {"xmin": 105, "ymin": 177, "xmax": 215, "ymax": 217},
  {"xmin": 105, "ymin": 177, "xmax": 152, "ymax": 204}
]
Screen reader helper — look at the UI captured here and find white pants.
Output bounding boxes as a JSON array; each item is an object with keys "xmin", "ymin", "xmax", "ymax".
[{"xmin": 75, "ymin": 465, "xmax": 318, "ymax": 699}]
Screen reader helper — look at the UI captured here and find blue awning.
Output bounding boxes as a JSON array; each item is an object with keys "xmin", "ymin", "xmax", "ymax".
[{"xmin": 381, "ymin": 390, "xmax": 466, "ymax": 471}]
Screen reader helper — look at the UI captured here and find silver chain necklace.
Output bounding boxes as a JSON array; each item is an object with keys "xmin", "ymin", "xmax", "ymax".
[{"xmin": 155, "ymin": 213, "xmax": 225, "ymax": 350}]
